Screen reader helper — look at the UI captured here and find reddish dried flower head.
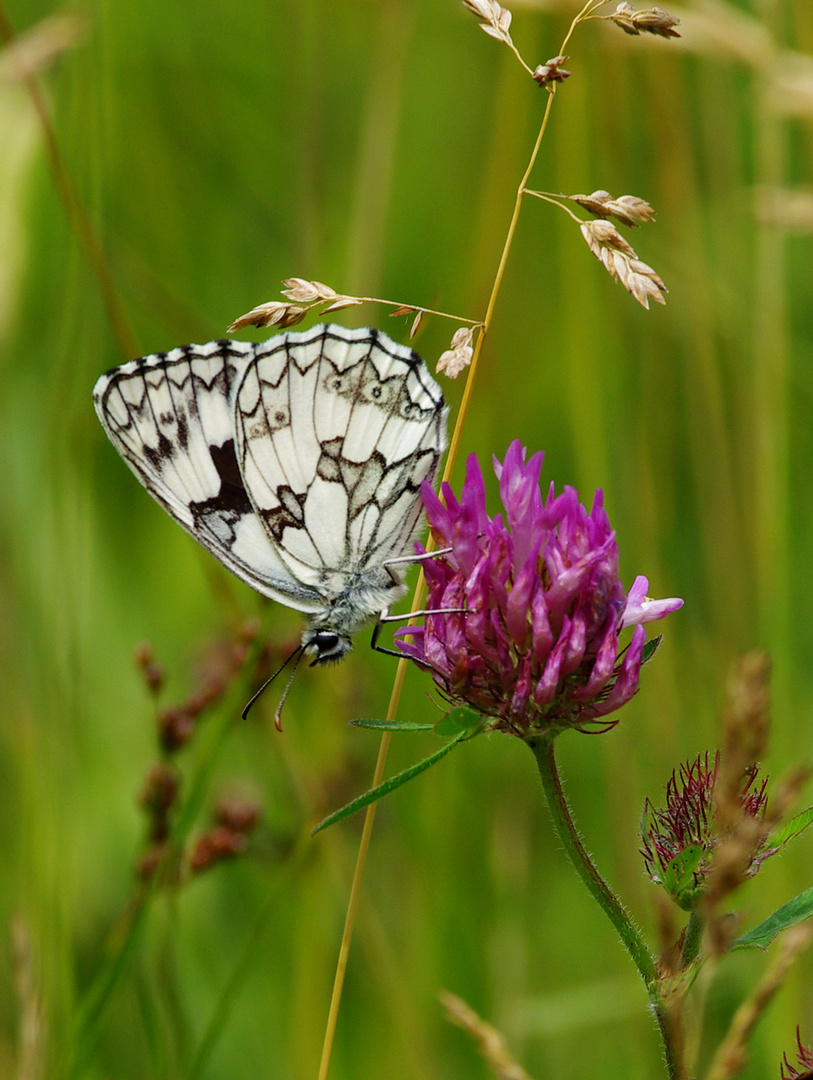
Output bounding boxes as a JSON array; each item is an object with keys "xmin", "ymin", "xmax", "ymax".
[
  {"xmin": 642, "ymin": 751, "xmax": 774, "ymax": 910},
  {"xmin": 782, "ymin": 1028, "xmax": 813, "ymax": 1080},
  {"xmin": 398, "ymin": 442, "xmax": 682, "ymax": 738}
]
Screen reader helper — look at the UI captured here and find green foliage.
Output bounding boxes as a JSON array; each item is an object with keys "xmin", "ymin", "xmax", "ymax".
[{"xmin": 734, "ymin": 888, "xmax": 813, "ymax": 952}]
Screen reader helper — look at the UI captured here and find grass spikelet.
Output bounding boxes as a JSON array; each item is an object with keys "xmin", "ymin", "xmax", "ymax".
[{"xmin": 579, "ymin": 218, "xmax": 667, "ymax": 307}]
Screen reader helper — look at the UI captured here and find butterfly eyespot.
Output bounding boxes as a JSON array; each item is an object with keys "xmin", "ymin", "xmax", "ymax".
[{"xmin": 371, "ymin": 386, "xmax": 382, "ymax": 399}]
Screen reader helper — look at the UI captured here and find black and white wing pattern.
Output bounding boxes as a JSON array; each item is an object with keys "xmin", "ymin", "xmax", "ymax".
[{"xmin": 93, "ymin": 324, "xmax": 448, "ymax": 660}]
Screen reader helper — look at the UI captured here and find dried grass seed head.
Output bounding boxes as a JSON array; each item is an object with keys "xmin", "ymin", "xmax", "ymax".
[
  {"xmin": 462, "ymin": 0, "xmax": 514, "ymax": 45},
  {"xmin": 533, "ymin": 56, "xmax": 571, "ymax": 86},
  {"xmin": 609, "ymin": 2, "xmax": 681, "ymax": 38},
  {"xmin": 280, "ymin": 278, "xmax": 338, "ymax": 303},
  {"xmin": 581, "ymin": 218, "xmax": 636, "ymax": 256},
  {"xmin": 580, "ymin": 220, "xmax": 667, "ymax": 308},
  {"xmin": 436, "ymin": 326, "xmax": 474, "ymax": 378},
  {"xmin": 227, "ymin": 301, "xmax": 309, "ymax": 332},
  {"xmin": 229, "ymin": 279, "xmax": 363, "ymax": 332},
  {"xmin": 570, "ymin": 190, "xmax": 656, "ymax": 226}
]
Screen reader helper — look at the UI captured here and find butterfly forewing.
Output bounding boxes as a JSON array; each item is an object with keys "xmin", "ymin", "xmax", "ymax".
[{"xmin": 94, "ymin": 324, "xmax": 448, "ymax": 644}]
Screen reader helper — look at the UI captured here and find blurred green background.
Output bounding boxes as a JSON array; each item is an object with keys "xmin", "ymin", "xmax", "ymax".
[{"xmin": 2, "ymin": 0, "xmax": 813, "ymax": 1077}]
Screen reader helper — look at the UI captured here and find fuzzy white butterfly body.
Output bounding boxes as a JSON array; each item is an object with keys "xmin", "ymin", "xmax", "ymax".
[{"xmin": 94, "ymin": 323, "xmax": 448, "ymax": 662}]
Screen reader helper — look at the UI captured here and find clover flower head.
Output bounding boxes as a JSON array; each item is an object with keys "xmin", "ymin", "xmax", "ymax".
[
  {"xmin": 641, "ymin": 751, "xmax": 774, "ymax": 910},
  {"xmin": 397, "ymin": 442, "xmax": 682, "ymax": 738}
]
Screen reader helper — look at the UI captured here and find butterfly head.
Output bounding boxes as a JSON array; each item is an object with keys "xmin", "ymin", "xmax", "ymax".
[{"xmin": 302, "ymin": 628, "xmax": 353, "ymax": 666}]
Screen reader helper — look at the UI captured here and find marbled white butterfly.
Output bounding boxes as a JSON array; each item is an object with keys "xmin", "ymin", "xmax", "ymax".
[{"xmin": 94, "ymin": 324, "xmax": 448, "ymax": 672}]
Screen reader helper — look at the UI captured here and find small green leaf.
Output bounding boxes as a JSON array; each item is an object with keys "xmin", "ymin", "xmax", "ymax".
[
  {"xmin": 767, "ymin": 805, "xmax": 813, "ymax": 851},
  {"xmin": 349, "ymin": 718, "xmax": 436, "ymax": 732},
  {"xmin": 312, "ymin": 731, "xmax": 467, "ymax": 835},
  {"xmin": 641, "ymin": 635, "xmax": 662, "ymax": 665},
  {"xmin": 434, "ymin": 706, "xmax": 486, "ymax": 737},
  {"xmin": 732, "ymin": 886, "xmax": 813, "ymax": 950},
  {"xmin": 664, "ymin": 844, "xmax": 704, "ymax": 895}
]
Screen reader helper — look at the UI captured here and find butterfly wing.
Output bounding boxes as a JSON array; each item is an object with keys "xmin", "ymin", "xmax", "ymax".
[
  {"xmin": 93, "ymin": 340, "xmax": 329, "ymax": 613},
  {"xmin": 232, "ymin": 325, "xmax": 448, "ymax": 602}
]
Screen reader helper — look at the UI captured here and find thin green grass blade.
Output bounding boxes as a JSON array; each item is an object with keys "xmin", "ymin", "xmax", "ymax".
[
  {"xmin": 311, "ymin": 731, "xmax": 468, "ymax": 835},
  {"xmin": 349, "ymin": 718, "xmax": 436, "ymax": 731}
]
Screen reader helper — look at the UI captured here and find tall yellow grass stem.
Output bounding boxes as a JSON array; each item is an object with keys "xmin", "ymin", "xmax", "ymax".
[{"xmin": 316, "ymin": 21, "xmax": 578, "ymax": 1075}]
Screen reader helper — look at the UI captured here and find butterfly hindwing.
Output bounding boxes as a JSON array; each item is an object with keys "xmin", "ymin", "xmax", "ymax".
[{"xmin": 233, "ymin": 325, "xmax": 446, "ymax": 582}]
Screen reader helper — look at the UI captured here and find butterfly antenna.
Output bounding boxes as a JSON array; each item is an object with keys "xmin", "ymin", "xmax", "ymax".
[
  {"xmin": 272, "ymin": 647, "xmax": 308, "ymax": 731},
  {"xmin": 242, "ymin": 644, "xmax": 304, "ymax": 724}
]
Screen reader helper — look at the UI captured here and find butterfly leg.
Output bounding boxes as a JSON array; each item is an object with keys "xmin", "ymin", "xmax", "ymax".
[
  {"xmin": 383, "ymin": 546, "xmax": 453, "ymax": 568},
  {"xmin": 369, "ymin": 619, "xmax": 434, "ymax": 665},
  {"xmin": 369, "ymin": 605, "xmax": 469, "ymax": 660}
]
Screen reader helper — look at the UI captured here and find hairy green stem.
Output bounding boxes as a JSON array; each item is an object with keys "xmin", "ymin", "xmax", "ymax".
[
  {"xmin": 530, "ymin": 737, "xmax": 680, "ymax": 1080},
  {"xmin": 681, "ymin": 910, "xmax": 703, "ymax": 968}
]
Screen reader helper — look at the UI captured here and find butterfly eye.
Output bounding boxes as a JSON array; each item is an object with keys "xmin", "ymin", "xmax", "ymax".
[{"xmin": 309, "ymin": 631, "xmax": 351, "ymax": 665}]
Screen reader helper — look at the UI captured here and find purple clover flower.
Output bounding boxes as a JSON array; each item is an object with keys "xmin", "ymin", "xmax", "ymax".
[{"xmin": 397, "ymin": 441, "xmax": 682, "ymax": 738}]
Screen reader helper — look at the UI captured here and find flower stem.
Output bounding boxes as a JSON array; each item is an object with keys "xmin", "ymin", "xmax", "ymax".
[
  {"xmin": 681, "ymin": 910, "xmax": 703, "ymax": 968},
  {"xmin": 530, "ymin": 737, "xmax": 681, "ymax": 1080}
]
